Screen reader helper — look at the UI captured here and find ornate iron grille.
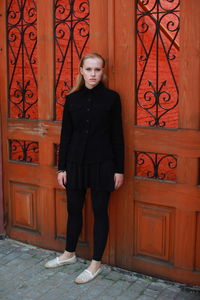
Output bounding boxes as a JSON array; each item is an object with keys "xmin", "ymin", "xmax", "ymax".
[
  {"xmin": 7, "ymin": 0, "xmax": 38, "ymax": 119},
  {"xmin": 136, "ymin": 0, "xmax": 180, "ymax": 127},
  {"xmin": 9, "ymin": 139, "xmax": 39, "ymax": 163},
  {"xmin": 135, "ymin": 151, "xmax": 177, "ymax": 181},
  {"xmin": 55, "ymin": 0, "xmax": 90, "ymax": 120}
]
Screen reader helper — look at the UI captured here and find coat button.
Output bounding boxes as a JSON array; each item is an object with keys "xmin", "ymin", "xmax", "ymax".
[
  {"xmin": 88, "ymin": 98, "xmax": 91, "ymax": 102},
  {"xmin": 86, "ymin": 119, "xmax": 89, "ymax": 122},
  {"xmin": 87, "ymin": 108, "xmax": 90, "ymax": 111},
  {"xmin": 85, "ymin": 130, "xmax": 89, "ymax": 134}
]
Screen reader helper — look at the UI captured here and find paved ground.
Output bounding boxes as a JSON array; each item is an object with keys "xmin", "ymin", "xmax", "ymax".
[{"xmin": 0, "ymin": 238, "xmax": 199, "ymax": 300}]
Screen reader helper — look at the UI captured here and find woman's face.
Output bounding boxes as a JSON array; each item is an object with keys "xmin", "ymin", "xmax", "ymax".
[{"xmin": 80, "ymin": 57, "xmax": 104, "ymax": 89}]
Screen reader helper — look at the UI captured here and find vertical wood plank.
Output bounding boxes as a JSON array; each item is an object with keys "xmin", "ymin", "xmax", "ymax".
[
  {"xmin": 177, "ymin": 1, "xmax": 200, "ymax": 186},
  {"xmin": 114, "ymin": 0, "xmax": 136, "ymax": 267},
  {"xmin": 107, "ymin": 0, "xmax": 116, "ymax": 265},
  {"xmin": 37, "ymin": 0, "xmax": 55, "ymax": 245},
  {"xmin": 90, "ymin": 0, "xmax": 108, "ymax": 59},
  {"xmin": 34, "ymin": 0, "xmax": 55, "ymax": 245},
  {"xmin": 179, "ymin": 0, "xmax": 200, "ymax": 129},
  {"xmin": 0, "ymin": 0, "xmax": 8, "ymax": 132},
  {"xmin": 0, "ymin": 0, "xmax": 8, "ymax": 237},
  {"xmin": 107, "ymin": 0, "xmax": 115, "ymax": 89},
  {"xmin": 195, "ymin": 212, "xmax": 200, "ymax": 270},
  {"xmin": 176, "ymin": 0, "xmax": 200, "ymax": 277},
  {"xmin": 174, "ymin": 210, "xmax": 196, "ymax": 269},
  {"xmin": 177, "ymin": 157, "xmax": 199, "ymax": 185},
  {"xmin": 90, "ymin": 0, "xmax": 111, "ymax": 264},
  {"xmin": 37, "ymin": 0, "xmax": 54, "ymax": 120},
  {"xmin": 90, "ymin": 0, "xmax": 112, "ymax": 263},
  {"xmin": 0, "ymin": 121, "xmax": 5, "ymax": 236}
]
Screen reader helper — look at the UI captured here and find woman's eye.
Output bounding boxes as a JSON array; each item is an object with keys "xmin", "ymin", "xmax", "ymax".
[
  {"xmin": 86, "ymin": 68, "xmax": 91, "ymax": 71},
  {"xmin": 95, "ymin": 68, "xmax": 101, "ymax": 71}
]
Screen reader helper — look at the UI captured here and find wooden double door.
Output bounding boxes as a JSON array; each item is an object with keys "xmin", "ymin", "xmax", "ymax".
[{"xmin": 0, "ymin": 0, "xmax": 200, "ymax": 284}]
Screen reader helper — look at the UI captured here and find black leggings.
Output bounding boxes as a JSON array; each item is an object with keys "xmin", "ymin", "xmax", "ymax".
[{"xmin": 65, "ymin": 188, "xmax": 110, "ymax": 261}]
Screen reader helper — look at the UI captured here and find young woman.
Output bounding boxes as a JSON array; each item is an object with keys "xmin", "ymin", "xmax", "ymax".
[{"xmin": 45, "ymin": 53, "xmax": 124, "ymax": 284}]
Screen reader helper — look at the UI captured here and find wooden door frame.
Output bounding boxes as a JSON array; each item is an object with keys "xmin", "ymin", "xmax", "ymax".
[
  {"xmin": 0, "ymin": 122, "xmax": 5, "ymax": 238},
  {"xmin": 0, "ymin": 0, "xmax": 6, "ymax": 239}
]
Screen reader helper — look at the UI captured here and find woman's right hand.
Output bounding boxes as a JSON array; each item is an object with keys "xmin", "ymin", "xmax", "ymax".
[{"xmin": 57, "ymin": 171, "xmax": 67, "ymax": 189}]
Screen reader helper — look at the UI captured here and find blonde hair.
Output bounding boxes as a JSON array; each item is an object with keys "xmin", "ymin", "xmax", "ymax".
[{"xmin": 69, "ymin": 53, "xmax": 106, "ymax": 94}]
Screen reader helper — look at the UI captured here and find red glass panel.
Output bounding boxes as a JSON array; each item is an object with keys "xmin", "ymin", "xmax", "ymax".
[
  {"xmin": 136, "ymin": 0, "xmax": 180, "ymax": 127},
  {"xmin": 136, "ymin": 152, "xmax": 177, "ymax": 181},
  {"xmin": 9, "ymin": 140, "xmax": 39, "ymax": 164},
  {"xmin": 7, "ymin": 0, "xmax": 38, "ymax": 119},
  {"xmin": 55, "ymin": 0, "xmax": 90, "ymax": 120}
]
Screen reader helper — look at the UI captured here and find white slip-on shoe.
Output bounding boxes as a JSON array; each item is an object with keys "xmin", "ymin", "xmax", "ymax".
[
  {"xmin": 44, "ymin": 255, "xmax": 77, "ymax": 268},
  {"xmin": 74, "ymin": 267, "xmax": 102, "ymax": 284}
]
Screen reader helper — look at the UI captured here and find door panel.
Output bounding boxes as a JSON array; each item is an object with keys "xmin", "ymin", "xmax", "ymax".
[
  {"xmin": 135, "ymin": 202, "xmax": 175, "ymax": 262},
  {"xmin": 113, "ymin": 0, "xmax": 200, "ymax": 285},
  {"xmin": 0, "ymin": 0, "xmax": 92, "ymax": 259}
]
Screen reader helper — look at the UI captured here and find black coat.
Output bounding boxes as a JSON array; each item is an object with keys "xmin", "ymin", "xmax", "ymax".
[{"xmin": 58, "ymin": 82, "xmax": 124, "ymax": 173}]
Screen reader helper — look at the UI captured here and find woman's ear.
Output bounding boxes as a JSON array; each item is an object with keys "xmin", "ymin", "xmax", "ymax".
[{"xmin": 80, "ymin": 67, "xmax": 83, "ymax": 75}]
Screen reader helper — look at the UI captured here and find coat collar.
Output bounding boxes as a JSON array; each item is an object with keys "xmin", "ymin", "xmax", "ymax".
[{"xmin": 80, "ymin": 82, "xmax": 105, "ymax": 95}]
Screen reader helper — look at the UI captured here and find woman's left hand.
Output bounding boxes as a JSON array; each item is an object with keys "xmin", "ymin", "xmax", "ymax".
[{"xmin": 114, "ymin": 173, "xmax": 124, "ymax": 190}]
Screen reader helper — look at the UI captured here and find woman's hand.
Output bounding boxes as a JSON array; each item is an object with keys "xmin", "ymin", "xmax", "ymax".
[
  {"xmin": 57, "ymin": 171, "xmax": 67, "ymax": 189},
  {"xmin": 114, "ymin": 173, "xmax": 124, "ymax": 190}
]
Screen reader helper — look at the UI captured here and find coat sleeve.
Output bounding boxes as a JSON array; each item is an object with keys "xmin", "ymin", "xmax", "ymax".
[
  {"xmin": 110, "ymin": 93, "xmax": 124, "ymax": 173},
  {"xmin": 58, "ymin": 96, "xmax": 73, "ymax": 171}
]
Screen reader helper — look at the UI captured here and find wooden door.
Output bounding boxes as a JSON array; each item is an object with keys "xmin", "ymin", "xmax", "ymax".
[
  {"xmin": 104, "ymin": 0, "xmax": 199, "ymax": 285},
  {"xmin": 1, "ymin": 0, "xmax": 200, "ymax": 285},
  {"xmin": 0, "ymin": 0, "xmax": 94, "ymax": 259}
]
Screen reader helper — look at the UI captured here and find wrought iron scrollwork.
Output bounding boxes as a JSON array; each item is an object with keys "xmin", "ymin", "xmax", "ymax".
[
  {"xmin": 136, "ymin": 151, "xmax": 177, "ymax": 181},
  {"xmin": 136, "ymin": 0, "xmax": 180, "ymax": 127},
  {"xmin": 9, "ymin": 139, "xmax": 39, "ymax": 164},
  {"xmin": 55, "ymin": 0, "xmax": 90, "ymax": 120},
  {"xmin": 7, "ymin": 0, "xmax": 38, "ymax": 119}
]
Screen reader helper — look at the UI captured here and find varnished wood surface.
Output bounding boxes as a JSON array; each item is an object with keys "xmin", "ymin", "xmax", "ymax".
[
  {"xmin": 113, "ymin": 0, "xmax": 200, "ymax": 285},
  {"xmin": 179, "ymin": 0, "xmax": 200, "ymax": 129},
  {"xmin": 0, "ymin": 121, "xmax": 4, "ymax": 236},
  {"xmin": 37, "ymin": 0, "xmax": 54, "ymax": 120},
  {"xmin": 0, "ymin": 0, "xmax": 94, "ymax": 261},
  {"xmin": 0, "ymin": 0, "xmax": 8, "ymax": 237},
  {"xmin": 0, "ymin": 0, "xmax": 200, "ymax": 285}
]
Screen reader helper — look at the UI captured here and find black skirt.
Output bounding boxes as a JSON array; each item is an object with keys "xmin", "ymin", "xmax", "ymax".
[{"xmin": 66, "ymin": 160, "xmax": 115, "ymax": 191}]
